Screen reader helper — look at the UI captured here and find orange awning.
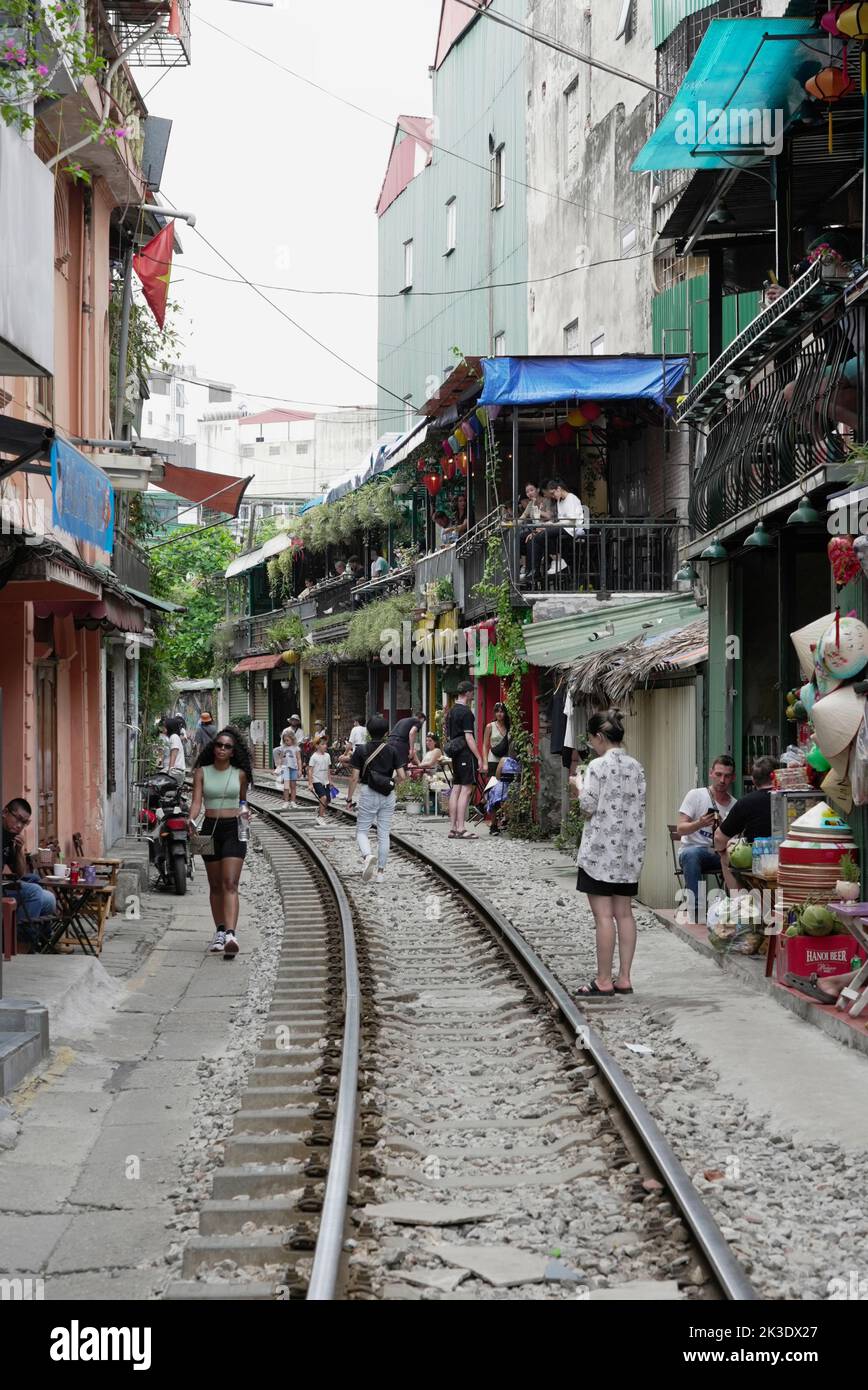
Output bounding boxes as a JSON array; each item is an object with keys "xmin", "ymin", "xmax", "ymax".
[
  {"xmin": 156, "ymin": 461, "xmax": 253, "ymax": 518},
  {"xmin": 231, "ymin": 653, "xmax": 284, "ymax": 674}
]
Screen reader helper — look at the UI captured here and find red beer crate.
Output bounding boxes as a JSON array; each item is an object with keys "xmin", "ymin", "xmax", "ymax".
[{"xmin": 781, "ymin": 934, "xmax": 867, "ymax": 980}]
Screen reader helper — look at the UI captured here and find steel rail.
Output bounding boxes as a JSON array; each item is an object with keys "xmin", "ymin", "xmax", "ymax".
[
  {"xmin": 259, "ymin": 784, "xmax": 757, "ymax": 1301},
  {"xmin": 247, "ymin": 797, "xmax": 360, "ymax": 1303}
]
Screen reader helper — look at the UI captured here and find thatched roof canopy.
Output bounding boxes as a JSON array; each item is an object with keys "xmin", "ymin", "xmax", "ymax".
[{"xmin": 563, "ymin": 616, "xmax": 708, "ymax": 706}]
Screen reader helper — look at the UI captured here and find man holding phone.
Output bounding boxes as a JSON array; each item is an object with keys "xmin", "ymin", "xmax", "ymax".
[{"xmin": 676, "ymin": 756, "xmax": 738, "ymax": 921}]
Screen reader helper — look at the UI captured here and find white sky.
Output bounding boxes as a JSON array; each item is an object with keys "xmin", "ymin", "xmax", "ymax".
[{"xmin": 140, "ymin": 0, "xmax": 441, "ymax": 419}]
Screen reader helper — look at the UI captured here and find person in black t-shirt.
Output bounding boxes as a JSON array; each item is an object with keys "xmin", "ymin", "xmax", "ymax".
[
  {"xmin": 348, "ymin": 715, "xmax": 405, "ymax": 883},
  {"xmin": 445, "ymin": 680, "xmax": 484, "ymax": 839},
  {"xmin": 388, "ymin": 713, "xmax": 425, "ymax": 769},
  {"xmin": 715, "ymin": 755, "xmax": 779, "ymax": 890}
]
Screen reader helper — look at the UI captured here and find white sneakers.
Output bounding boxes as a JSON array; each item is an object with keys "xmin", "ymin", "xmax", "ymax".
[
  {"xmin": 361, "ymin": 854, "xmax": 377, "ymax": 882},
  {"xmin": 375, "ymin": 872, "xmax": 386, "ymax": 885},
  {"xmin": 223, "ymin": 931, "xmax": 239, "ymax": 958},
  {"xmin": 316, "ymin": 816, "xmax": 328, "ymax": 827},
  {"xmin": 547, "ymin": 558, "xmax": 568, "ymax": 575},
  {"xmin": 209, "ymin": 930, "xmax": 225, "ymax": 953}
]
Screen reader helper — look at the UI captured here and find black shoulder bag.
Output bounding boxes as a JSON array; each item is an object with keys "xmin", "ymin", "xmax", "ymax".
[{"xmin": 362, "ymin": 742, "xmax": 395, "ymax": 797}]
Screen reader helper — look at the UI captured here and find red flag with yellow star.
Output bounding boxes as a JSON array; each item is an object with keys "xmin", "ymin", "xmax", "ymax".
[{"xmin": 133, "ymin": 223, "xmax": 173, "ymax": 329}]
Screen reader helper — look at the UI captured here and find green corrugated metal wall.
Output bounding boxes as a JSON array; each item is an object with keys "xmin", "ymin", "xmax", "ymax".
[
  {"xmin": 652, "ymin": 0, "xmax": 722, "ymax": 47},
  {"xmin": 377, "ymin": 0, "xmax": 528, "ymax": 427},
  {"xmin": 652, "ymin": 278, "xmax": 760, "ymax": 388}
]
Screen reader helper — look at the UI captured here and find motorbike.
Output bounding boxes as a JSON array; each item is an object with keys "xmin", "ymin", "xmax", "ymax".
[{"xmin": 136, "ymin": 771, "xmax": 192, "ymax": 896}]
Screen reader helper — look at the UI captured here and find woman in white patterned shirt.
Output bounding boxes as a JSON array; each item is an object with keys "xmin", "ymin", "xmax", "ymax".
[{"xmin": 574, "ymin": 709, "xmax": 646, "ymax": 998}]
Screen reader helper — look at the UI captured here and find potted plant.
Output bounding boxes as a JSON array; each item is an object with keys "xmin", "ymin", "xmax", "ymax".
[
  {"xmin": 835, "ymin": 852, "xmax": 861, "ymax": 902},
  {"xmin": 396, "ymin": 777, "xmax": 427, "ymax": 815}
]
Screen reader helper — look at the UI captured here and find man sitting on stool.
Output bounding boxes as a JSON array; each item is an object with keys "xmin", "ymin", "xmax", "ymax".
[
  {"xmin": 676, "ymin": 755, "xmax": 737, "ymax": 921},
  {"xmin": 2, "ymin": 799, "xmax": 56, "ymax": 948}
]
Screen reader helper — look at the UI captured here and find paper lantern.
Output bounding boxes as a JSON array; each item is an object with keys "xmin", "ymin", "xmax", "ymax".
[
  {"xmin": 559, "ymin": 422, "xmax": 574, "ymax": 443},
  {"xmin": 838, "ymin": 3, "xmax": 868, "ymax": 37},
  {"xmin": 441, "ymin": 455, "xmax": 456, "ymax": 481},
  {"xmin": 821, "ymin": 4, "xmax": 850, "ymax": 34},
  {"xmin": 455, "ymin": 452, "xmax": 468, "ymax": 477},
  {"xmin": 566, "ymin": 408, "xmax": 586, "ymax": 428},
  {"xmin": 475, "ymin": 406, "xmax": 488, "ymax": 427},
  {"xmin": 580, "ymin": 402, "xmax": 602, "ymax": 422},
  {"xmin": 533, "ymin": 438, "xmax": 547, "ymax": 454},
  {"xmin": 447, "ymin": 434, "xmax": 461, "ymax": 454},
  {"xmin": 442, "ymin": 437, "xmax": 456, "ymax": 457},
  {"xmin": 544, "ymin": 428, "xmax": 560, "ymax": 447},
  {"xmin": 463, "ymin": 415, "xmax": 481, "ymax": 438},
  {"xmin": 804, "ymin": 65, "xmax": 853, "ymax": 151},
  {"xmin": 828, "ymin": 536, "xmax": 862, "ymax": 589},
  {"xmin": 454, "ymin": 428, "xmax": 467, "ymax": 447},
  {"xmin": 423, "ymin": 473, "xmax": 442, "ymax": 497}
]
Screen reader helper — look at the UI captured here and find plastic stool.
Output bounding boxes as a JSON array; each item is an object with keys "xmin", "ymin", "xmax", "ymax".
[{"xmin": 2, "ymin": 897, "xmax": 17, "ymax": 961}]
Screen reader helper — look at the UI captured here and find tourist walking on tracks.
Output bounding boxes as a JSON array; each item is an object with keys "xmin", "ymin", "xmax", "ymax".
[
  {"xmin": 351, "ymin": 715, "xmax": 403, "ymax": 883},
  {"xmin": 574, "ymin": 709, "xmax": 646, "ymax": 997},
  {"xmin": 188, "ymin": 726, "xmax": 253, "ymax": 959},
  {"xmin": 308, "ymin": 735, "xmax": 335, "ymax": 827},
  {"xmin": 446, "ymin": 679, "xmax": 484, "ymax": 840},
  {"xmin": 274, "ymin": 729, "xmax": 300, "ymax": 809}
]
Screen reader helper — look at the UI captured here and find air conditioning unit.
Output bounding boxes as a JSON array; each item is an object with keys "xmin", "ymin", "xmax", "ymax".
[{"xmin": 94, "ymin": 452, "xmax": 155, "ymax": 492}]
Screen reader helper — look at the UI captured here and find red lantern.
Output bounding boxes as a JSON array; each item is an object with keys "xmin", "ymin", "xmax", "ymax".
[
  {"xmin": 804, "ymin": 65, "xmax": 853, "ymax": 151},
  {"xmin": 423, "ymin": 472, "xmax": 442, "ymax": 497},
  {"xmin": 559, "ymin": 422, "xmax": 574, "ymax": 443},
  {"xmin": 821, "ymin": 4, "xmax": 849, "ymax": 35},
  {"xmin": 456, "ymin": 452, "xmax": 468, "ymax": 477},
  {"xmin": 441, "ymin": 455, "xmax": 456, "ymax": 481},
  {"xmin": 580, "ymin": 401, "xmax": 602, "ymax": 422},
  {"xmin": 544, "ymin": 428, "xmax": 560, "ymax": 447},
  {"xmin": 417, "ymin": 458, "xmax": 429, "ymax": 474},
  {"xmin": 533, "ymin": 438, "xmax": 547, "ymax": 454}
]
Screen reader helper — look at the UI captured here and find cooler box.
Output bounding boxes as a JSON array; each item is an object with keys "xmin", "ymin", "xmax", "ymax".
[
  {"xmin": 770, "ymin": 791, "xmax": 826, "ymax": 839},
  {"xmin": 781, "ymin": 934, "xmax": 867, "ymax": 980}
]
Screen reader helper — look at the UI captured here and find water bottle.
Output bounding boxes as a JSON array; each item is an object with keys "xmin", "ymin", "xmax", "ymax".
[
  {"xmin": 752, "ymin": 838, "xmax": 762, "ymax": 873},
  {"xmin": 237, "ymin": 801, "xmax": 249, "ymax": 844}
]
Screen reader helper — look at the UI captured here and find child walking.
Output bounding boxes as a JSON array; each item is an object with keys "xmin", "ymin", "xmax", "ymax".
[
  {"xmin": 276, "ymin": 729, "xmax": 300, "ymax": 808},
  {"xmin": 307, "ymin": 736, "xmax": 334, "ymax": 826}
]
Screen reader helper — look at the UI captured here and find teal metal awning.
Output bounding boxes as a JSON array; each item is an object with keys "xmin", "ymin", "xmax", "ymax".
[
  {"xmin": 633, "ymin": 17, "xmax": 823, "ymax": 173},
  {"xmin": 521, "ymin": 595, "xmax": 705, "ymax": 667}
]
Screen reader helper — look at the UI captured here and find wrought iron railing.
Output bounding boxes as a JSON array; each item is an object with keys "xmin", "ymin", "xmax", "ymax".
[
  {"xmin": 459, "ymin": 514, "xmax": 681, "ymax": 618},
  {"xmin": 351, "ymin": 568, "xmax": 413, "ymax": 609},
  {"xmin": 689, "ymin": 285, "xmax": 867, "ymax": 534},
  {"xmin": 104, "ymin": 0, "xmax": 191, "ymax": 66},
  {"xmin": 111, "ymin": 530, "xmax": 150, "ymax": 593}
]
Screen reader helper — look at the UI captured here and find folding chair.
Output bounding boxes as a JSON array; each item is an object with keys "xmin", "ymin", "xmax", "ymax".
[{"xmin": 668, "ymin": 825, "xmax": 686, "ymax": 893}]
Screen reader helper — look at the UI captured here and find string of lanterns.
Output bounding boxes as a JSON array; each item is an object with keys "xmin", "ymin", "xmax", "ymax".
[{"xmin": 810, "ymin": 3, "xmax": 868, "ymax": 151}]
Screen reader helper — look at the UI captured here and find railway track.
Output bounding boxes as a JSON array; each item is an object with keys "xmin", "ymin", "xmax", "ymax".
[{"xmin": 167, "ymin": 786, "xmax": 756, "ymax": 1302}]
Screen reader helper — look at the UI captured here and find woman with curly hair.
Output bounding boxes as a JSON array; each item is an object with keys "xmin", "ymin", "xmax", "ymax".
[{"xmin": 187, "ymin": 726, "xmax": 254, "ymax": 958}]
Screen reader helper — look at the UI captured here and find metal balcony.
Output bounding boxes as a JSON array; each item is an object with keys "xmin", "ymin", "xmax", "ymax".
[
  {"xmin": 689, "ymin": 279, "xmax": 867, "ymax": 534},
  {"xmin": 111, "ymin": 530, "xmax": 150, "ymax": 593},
  {"xmin": 105, "ymin": 0, "xmax": 191, "ymax": 66}
]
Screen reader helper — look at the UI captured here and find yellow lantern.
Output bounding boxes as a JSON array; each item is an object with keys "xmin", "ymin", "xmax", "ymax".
[
  {"xmin": 454, "ymin": 427, "xmax": 467, "ymax": 446},
  {"xmin": 566, "ymin": 408, "xmax": 587, "ymax": 428},
  {"xmin": 838, "ymin": 4, "xmax": 868, "ymax": 38}
]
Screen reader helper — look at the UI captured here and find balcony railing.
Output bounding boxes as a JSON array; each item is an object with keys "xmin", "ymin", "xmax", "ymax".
[
  {"xmin": 689, "ymin": 276, "xmax": 867, "ymax": 534},
  {"xmin": 105, "ymin": 0, "xmax": 191, "ymax": 66},
  {"xmin": 459, "ymin": 514, "xmax": 681, "ymax": 621},
  {"xmin": 351, "ymin": 567, "xmax": 413, "ymax": 609},
  {"xmin": 112, "ymin": 531, "xmax": 150, "ymax": 593}
]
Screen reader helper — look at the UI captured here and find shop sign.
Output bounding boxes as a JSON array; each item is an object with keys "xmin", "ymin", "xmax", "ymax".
[{"xmin": 50, "ymin": 439, "xmax": 114, "ymax": 552}]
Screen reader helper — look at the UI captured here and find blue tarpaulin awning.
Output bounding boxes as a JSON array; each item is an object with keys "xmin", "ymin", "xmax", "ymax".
[
  {"xmin": 633, "ymin": 18, "xmax": 822, "ymax": 173},
  {"xmin": 478, "ymin": 356, "xmax": 690, "ymax": 409}
]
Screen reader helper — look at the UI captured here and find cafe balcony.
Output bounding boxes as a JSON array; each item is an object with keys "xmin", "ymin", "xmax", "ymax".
[
  {"xmin": 104, "ymin": 0, "xmax": 191, "ymax": 66},
  {"xmin": 684, "ymin": 262, "xmax": 868, "ymax": 539}
]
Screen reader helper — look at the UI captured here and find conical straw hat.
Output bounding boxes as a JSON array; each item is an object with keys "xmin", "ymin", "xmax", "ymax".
[{"xmin": 811, "ymin": 685, "xmax": 865, "ymax": 758}]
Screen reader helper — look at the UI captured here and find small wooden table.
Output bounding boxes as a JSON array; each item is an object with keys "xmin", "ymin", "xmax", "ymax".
[{"xmin": 39, "ymin": 879, "xmax": 115, "ymax": 957}]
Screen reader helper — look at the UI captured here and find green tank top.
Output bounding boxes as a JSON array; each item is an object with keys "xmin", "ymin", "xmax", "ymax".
[{"xmin": 202, "ymin": 765, "xmax": 241, "ymax": 809}]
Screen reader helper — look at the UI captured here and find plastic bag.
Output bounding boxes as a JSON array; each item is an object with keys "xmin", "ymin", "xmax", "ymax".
[
  {"xmin": 779, "ymin": 744, "xmax": 806, "ymax": 766},
  {"xmin": 852, "ymin": 707, "xmax": 868, "ymax": 805},
  {"xmin": 707, "ymin": 892, "xmax": 764, "ymax": 955}
]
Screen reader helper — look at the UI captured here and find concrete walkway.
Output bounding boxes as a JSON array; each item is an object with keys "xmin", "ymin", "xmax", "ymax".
[{"xmin": 0, "ymin": 868, "xmax": 260, "ymax": 1300}]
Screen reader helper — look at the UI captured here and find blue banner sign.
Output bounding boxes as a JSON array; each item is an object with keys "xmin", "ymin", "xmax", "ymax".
[{"xmin": 50, "ymin": 439, "xmax": 114, "ymax": 552}]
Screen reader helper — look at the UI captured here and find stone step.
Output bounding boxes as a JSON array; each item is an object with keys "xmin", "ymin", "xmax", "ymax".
[{"xmin": 0, "ymin": 1030, "xmax": 45, "ymax": 1093}]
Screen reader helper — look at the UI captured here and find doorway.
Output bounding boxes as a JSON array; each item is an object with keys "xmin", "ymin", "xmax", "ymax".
[{"xmin": 36, "ymin": 663, "xmax": 58, "ymax": 847}]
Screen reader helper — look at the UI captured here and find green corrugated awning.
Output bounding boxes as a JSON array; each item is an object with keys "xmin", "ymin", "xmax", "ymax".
[
  {"xmin": 634, "ymin": 17, "xmax": 822, "ymax": 173},
  {"xmin": 521, "ymin": 595, "xmax": 705, "ymax": 667},
  {"xmin": 123, "ymin": 586, "xmax": 185, "ymax": 614}
]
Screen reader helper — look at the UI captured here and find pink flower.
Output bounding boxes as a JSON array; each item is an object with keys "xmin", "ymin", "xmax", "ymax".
[
  {"xmin": 37, "ymin": 63, "xmax": 49, "ymax": 77},
  {"xmin": 114, "ymin": 127, "xmax": 127, "ymax": 139}
]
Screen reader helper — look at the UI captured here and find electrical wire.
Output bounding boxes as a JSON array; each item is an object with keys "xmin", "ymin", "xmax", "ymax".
[
  {"xmin": 159, "ymin": 194, "xmax": 415, "ymax": 406},
  {"xmin": 198, "ymin": 15, "xmax": 650, "ymax": 232}
]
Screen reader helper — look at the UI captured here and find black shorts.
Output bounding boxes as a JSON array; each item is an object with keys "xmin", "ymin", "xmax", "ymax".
[
  {"xmin": 577, "ymin": 867, "xmax": 637, "ymax": 897},
  {"xmin": 451, "ymin": 748, "xmax": 477, "ymax": 786},
  {"xmin": 312, "ymin": 782, "xmax": 330, "ymax": 801},
  {"xmin": 201, "ymin": 816, "xmax": 247, "ymax": 862}
]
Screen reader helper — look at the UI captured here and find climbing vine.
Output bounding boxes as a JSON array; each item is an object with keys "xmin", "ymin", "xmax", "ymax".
[{"xmin": 474, "ymin": 534, "xmax": 543, "ymax": 840}]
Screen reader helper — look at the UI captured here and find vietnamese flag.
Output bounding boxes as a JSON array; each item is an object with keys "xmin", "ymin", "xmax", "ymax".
[{"xmin": 133, "ymin": 223, "xmax": 173, "ymax": 329}]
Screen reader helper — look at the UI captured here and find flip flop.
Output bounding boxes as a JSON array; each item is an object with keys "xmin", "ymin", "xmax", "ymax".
[
  {"xmin": 783, "ymin": 972, "xmax": 837, "ymax": 1005},
  {"xmin": 454, "ymin": 830, "xmax": 478, "ymax": 840},
  {"xmin": 576, "ymin": 979, "xmax": 615, "ymax": 998},
  {"xmin": 612, "ymin": 984, "xmax": 634, "ymax": 995}
]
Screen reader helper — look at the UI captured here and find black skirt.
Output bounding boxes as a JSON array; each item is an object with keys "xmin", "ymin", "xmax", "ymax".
[{"xmin": 577, "ymin": 867, "xmax": 638, "ymax": 898}]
